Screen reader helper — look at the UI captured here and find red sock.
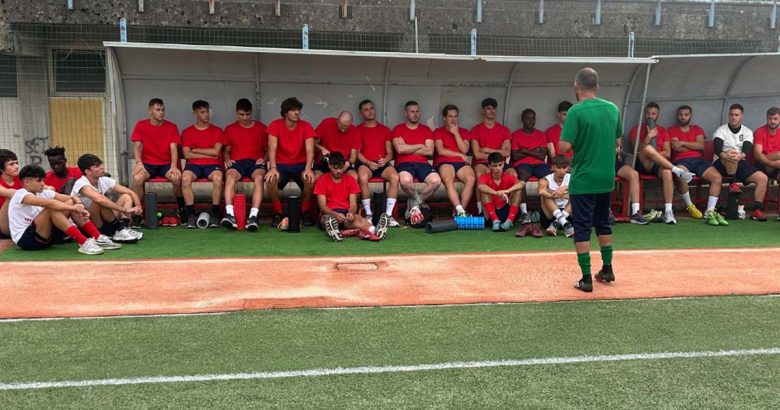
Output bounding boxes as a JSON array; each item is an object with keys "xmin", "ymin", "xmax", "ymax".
[
  {"xmin": 272, "ymin": 199, "xmax": 283, "ymax": 215},
  {"xmin": 81, "ymin": 221, "xmax": 101, "ymax": 239},
  {"xmin": 508, "ymin": 206, "xmax": 519, "ymax": 222},
  {"xmin": 302, "ymin": 200, "xmax": 311, "ymax": 213},
  {"xmin": 485, "ymin": 203, "xmax": 498, "ymax": 221},
  {"xmin": 65, "ymin": 225, "xmax": 88, "ymax": 245}
]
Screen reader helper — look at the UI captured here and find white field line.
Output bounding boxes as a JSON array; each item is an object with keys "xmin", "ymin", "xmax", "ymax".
[{"xmin": 1, "ymin": 348, "xmax": 778, "ymax": 391}]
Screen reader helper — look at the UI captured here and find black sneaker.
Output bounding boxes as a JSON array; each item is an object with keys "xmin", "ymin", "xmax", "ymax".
[
  {"xmin": 630, "ymin": 212, "xmax": 650, "ymax": 225},
  {"xmin": 575, "ymin": 278, "xmax": 593, "ymax": 292},
  {"xmin": 221, "ymin": 214, "xmax": 237, "ymax": 229},
  {"xmin": 186, "ymin": 215, "xmax": 197, "ymax": 229},
  {"xmin": 209, "ymin": 213, "xmax": 220, "ymax": 228},
  {"xmin": 271, "ymin": 213, "xmax": 283, "ymax": 228},
  {"xmin": 595, "ymin": 265, "xmax": 615, "ymax": 283},
  {"xmin": 302, "ymin": 213, "xmax": 314, "ymax": 227},
  {"xmin": 246, "ymin": 215, "xmax": 259, "ymax": 231},
  {"xmin": 130, "ymin": 215, "xmax": 143, "ymax": 228}
]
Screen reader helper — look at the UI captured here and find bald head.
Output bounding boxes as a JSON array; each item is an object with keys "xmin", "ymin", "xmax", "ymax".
[
  {"xmin": 337, "ymin": 111, "xmax": 353, "ymax": 132},
  {"xmin": 575, "ymin": 67, "xmax": 599, "ymax": 91}
]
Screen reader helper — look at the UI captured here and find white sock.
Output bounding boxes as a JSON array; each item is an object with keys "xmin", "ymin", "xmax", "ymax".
[
  {"xmin": 476, "ymin": 201, "xmax": 483, "ymax": 214},
  {"xmin": 225, "ymin": 205, "xmax": 234, "ymax": 216},
  {"xmin": 250, "ymin": 207, "xmax": 259, "ymax": 218},
  {"xmin": 362, "ymin": 198, "xmax": 372, "ymax": 215},
  {"xmin": 562, "ymin": 210, "xmax": 570, "ymax": 219},
  {"xmin": 631, "ymin": 203, "xmax": 640, "ymax": 215},
  {"xmin": 680, "ymin": 191, "xmax": 692, "ymax": 206},
  {"xmin": 520, "ymin": 203, "xmax": 528, "ymax": 214},
  {"xmin": 707, "ymin": 196, "xmax": 718, "ymax": 212},
  {"xmin": 665, "ymin": 203, "xmax": 673, "ymax": 212},
  {"xmin": 671, "ymin": 166, "xmax": 683, "ymax": 177},
  {"xmin": 455, "ymin": 205, "xmax": 465, "ymax": 214},
  {"xmin": 369, "ymin": 225, "xmax": 376, "ymax": 234},
  {"xmin": 385, "ymin": 198, "xmax": 396, "ymax": 216},
  {"xmin": 553, "ymin": 209, "xmax": 563, "ymax": 219}
]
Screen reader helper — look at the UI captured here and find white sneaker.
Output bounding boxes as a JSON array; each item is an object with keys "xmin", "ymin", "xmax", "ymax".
[
  {"xmin": 112, "ymin": 228, "xmax": 139, "ymax": 243},
  {"xmin": 387, "ymin": 216, "xmax": 400, "ymax": 227},
  {"xmin": 95, "ymin": 234, "xmax": 122, "ymax": 250},
  {"xmin": 679, "ymin": 169, "xmax": 694, "ymax": 183},
  {"xmin": 125, "ymin": 228, "xmax": 144, "ymax": 240},
  {"xmin": 664, "ymin": 210, "xmax": 677, "ymax": 225},
  {"xmin": 78, "ymin": 238, "xmax": 104, "ymax": 255}
]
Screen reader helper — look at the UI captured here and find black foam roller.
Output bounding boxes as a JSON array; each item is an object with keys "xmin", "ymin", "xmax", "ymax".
[
  {"xmin": 425, "ymin": 219, "xmax": 459, "ymax": 233},
  {"xmin": 287, "ymin": 195, "xmax": 301, "ymax": 232}
]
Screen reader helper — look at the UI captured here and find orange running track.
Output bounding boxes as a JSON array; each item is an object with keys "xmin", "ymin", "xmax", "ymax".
[{"xmin": 1, "ymin": 248, "xmax": 779, "ymax": 319}]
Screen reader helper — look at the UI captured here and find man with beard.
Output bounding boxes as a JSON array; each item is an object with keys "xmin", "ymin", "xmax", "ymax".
[{"xmin": 752, "ymin": 106, "xmax": 780, "ymax": 220}]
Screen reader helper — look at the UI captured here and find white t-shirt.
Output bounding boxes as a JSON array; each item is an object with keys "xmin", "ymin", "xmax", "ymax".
[
  {"xmin": 712, "ymin": 124, "xmax": 753, "ymax": 158},
  {"xmin": 71, "ymin": 176, "xmax": 116, "ymax": 208},
  {"xmin": 544, "ymin": 173, "xmax": 571, "ymax": 209},
  {"xmin": 8, "ymin": 188, "xmax": 56, "ymax": 243}
]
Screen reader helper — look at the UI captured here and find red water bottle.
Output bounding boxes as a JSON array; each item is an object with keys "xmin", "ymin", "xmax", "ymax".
[{"xmin": 234, "ymin": 192, "xmax": 247, "ymax": 230}]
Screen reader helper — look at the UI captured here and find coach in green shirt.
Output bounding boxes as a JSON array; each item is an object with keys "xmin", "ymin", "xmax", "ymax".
[{"xmin": 559, "ymin": 67, "xmax": 621, "ymax": 293}]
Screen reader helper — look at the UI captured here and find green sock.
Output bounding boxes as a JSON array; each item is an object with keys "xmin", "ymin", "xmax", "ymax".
[
  {"xmin": 601, "ymin": 245, "xmax": 613, "ymax": 266},
  {"xmin": 577, "ymin": 252, "xmax": 591, "ymax": 278}
]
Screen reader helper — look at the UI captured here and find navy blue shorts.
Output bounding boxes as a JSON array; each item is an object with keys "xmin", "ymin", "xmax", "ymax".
[
  {"xmin": 515, "ymin": 163, "xmax": 551, "ymax": 179},
  {"xmin": 397, "ymin": 162, "xmax": 436, "ymax": 181},
  {"xmin": 16, "ymin": 224, "xmax": 61, "ymax": 251},
  {"xmin": 484, "ymin": 204, "xmax": 510, "ymax": 222},
  {"xmin": 674, "ymin": 157, "xmax": 712, "ymax": 177},
  {"xmin": 313, "ymin": 161, "xmax": 355, "ymax": 174},
  {"xmin": 277, "ymin": 163, "xmax": 306, "ymax": 189},
  {"xmin": 229, "ymin": 159, "xmax": 266, "ymax": 178},
  {"xmin": 357, "ymin": 162, "xmax": 394, "ymax": 179},
  {"xmin": 571, "ymin": 192, "xmax": 612, "ymax": 243},
  {"xmin": 713, "ymin": 159, "xmax": 759, "ymax": 184},
  {"xmin": 143, "ymin": 163, "xmax": 172, "ymax": 179},
  {"xmin": 634, "ymin": 160, "xmax": 660, "ymax": 176},
  {"xmin": 615, "ymin": 158, "xmax": 626, "ymax": 174},
  {"xmin": 756, "ymin": 163, "xmax": 780, "ymax": 180},
  {"xmin": 184, "ymin": 164, "xmax": 221, "ymax": 180},
  {"xmin": 435, "ymin": 161, "xmax": 469, "ymax": 174}
]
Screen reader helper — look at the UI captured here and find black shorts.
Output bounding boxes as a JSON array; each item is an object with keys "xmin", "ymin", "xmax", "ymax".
[
  {"xmin": 674, "ymin": 157, "xmax": 712, "ymax": 177},
  {"xmin": 483, "ymin": 204, "xmax": 510, "ymax": 222},
  {"xmin": 571, "ymin": 192, "xmax": 612, "ymax": 243},
  {"xmin": 15, "ymin": 223, "xmax": 65, "ymax": 251},
  {"xmin": 435, "ymin": 161, "xmax": 469, "ymax": 174},
  {"xmin": 143, "ymin": 163, "xmax": 172, "ymax": 179},
  {"xmin": 0, "ymin": 231, "xmax": 10, "ymax": 240},
  {"xmin": 615, "ymin": 158, "xmax": 626, "ymax": 174},
  {"xmin": 229, "ymin": 159, "xmax": 266, "ymax": 178},
  {"xmin": 313, "ymin": 161, "xmax": 355, "ymax": 174},
  {"xmin": 634, "ymin": 160, "xmax": 660, "ymax": 176},
  {"xmin": 397, "ymin": 162, "xmax": 436, "ymax": 181},
  {"xmin": 755, "ymin": 163, "xmax": 780, "ymax": 180},
  {"xmin": 184, "ymin": 164, "xmax": 221, "ymax": 180},
  {"xmin": 712, "ymin": 159, "xmax": 760, "ymax": 184},
  {"xmin": 357, "ymin": 162, "xmax": 394, "ymax": 179},
  {"xmin": 515, "ymin": 163, "xmax": 551, "ymax": 179},
  {"xmin": 277, "ymin": 163, "xmax": 306, "ymax": 189},
  {"xmin": 319, "ymin": 208, "xmax": 349, "ymax": 229}
]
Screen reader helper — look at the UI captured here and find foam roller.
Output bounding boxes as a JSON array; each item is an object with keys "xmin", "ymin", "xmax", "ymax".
[{"xmin": 425, "ymin": 219, "xmax": 458, "ymax": 233}]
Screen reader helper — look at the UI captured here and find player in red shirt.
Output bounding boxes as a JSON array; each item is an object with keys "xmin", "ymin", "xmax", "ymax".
[
  {"xmin": 511, "ymin": 108, "xmax": 551, "ymax": 223},
  {"xmin": 434, "ymin": 104, "xmax": 475, "ymax": 217},
  {"xmin": 628, "ymin": 102, "xmax": 695, "ymax": 224},
  {"xmin": 667, "ymin": 105, "xmax": 723, "ymax": 222},
  {"xmin": 0, "ymin": 149, "xmax": 22, "ymax": 239},
  {"xmin": 356, "ymin": 99, "xmax": 400, "ymax": 226},
  {"xmin": 545, "ymin": 101, "xmax": 573, "ymax": 164},
  {"xmin": 477, "ymin": 152, "xmax": 524, "ymax": 233},
  {"xmin": 265, "ymin": 97, "xmax": 317, "ymax": 227},
  {"xmin": 220, "ymin": 98, "xmax": 268, "ymax": 231},
  {"xmin": 181, "ymin": 100, "xmax": 225, "ymax": 228},
  {"xmin": 129, "ymin": 98, "xmax": 184, "ymax": 224},
  {"xmin": 393, "ymin": 101, "xmax": 441, "ymax": 219},
  {"xmin": 314, "ymin": 112, "xmax": 359, "ymax": 179},
  {"xmin": 753, "ymin": 106, "xmax": 780, "ymax": 196},
  {"xmin": 314, "ymin": 152, "xmax": 385, "ymax": 242},
  {"xmin": 43, "ymin": 146, "xmax": 81, "ymax": 194},
  {"xmin": 470, "ymin": 98, "xmax": 515, "ymax": 215}
]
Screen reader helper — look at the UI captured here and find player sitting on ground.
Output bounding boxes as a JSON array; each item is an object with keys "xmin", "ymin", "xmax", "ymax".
[
  {"xmin": 511, "ymin": 108, "xmax": 551, "ymax": 224},
  {"xmin": 43, "ymin": 146, "xmax": 82, "ymax": 195},
  {"xmin": 752, "ymin": 106, "xmax": 780, "ymax": 221},
  {"xmin": 0, "ymin": 149, "xmax": 22, "ymax": 239},
  {"xmin": 9, "ymin": 165, "xmax": 121, "ymax": 255},
  {"xmin": 314, "ymin": 152, "xmax": 388, "ymax": 242},
  {"xmin": 71, "ymin": 154, "xmax": 144, "ymax": 242},
  {"xmin": 477, "ymin": 152, "xmax": 524, "ymax": 232},
  {"xmin": 221, "ymin": 98, "xmax": 268, "ymax": 231},
  {"xmin": 538, "ymin": 155, "xmax": 575, "ymax": 237},
  {"xmin": 434, "ymin": 104, "xmax": 476, "ymax": 217}
]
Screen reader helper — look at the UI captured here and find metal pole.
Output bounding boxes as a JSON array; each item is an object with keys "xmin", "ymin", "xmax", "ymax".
[
  {"xmin": 410, "ymin": 0, "xmax": 416, "ymax": 21},
  {"xmin": 595, "ymin": 0, "xmax": 602, "ymax": 25},
  {"xmin": 302, "ymin": 24, "xmax": 309, "ymax": 50},
  {"xmin": 470, "ymin": 29, "xmax": 477, "ymax": 56},
  {"xmin": 209, "ymin": 0, "xmax": 216, "ymax": 15},
  {"xmin": 654, "ymin": 0, "xmax": 662, "ymax": 26},
  {"xmin": 67, "ymin": 0, "xmax": 74, "ymax": 10},
  {"xmin": 628, "ymin": 32, "xmax": 635, "ymax": 58},
  {"xmin": 708, "ymin": 0, "xmax": 716, "ymax": 28},
  {"xmin": 138, "ymin": 0, "xmax": 144, "ymax": 13},
  {"xmin": 771, "ymin": 1, "xmax": 777, "ymax": 30},
  {"xmin": 631, "ymin": 64, "xmax": 652, "ymax": 169},
  {"xmin": 119, "ymin": 18, "xmax": 127, "ymax": 43},
  {"xmin": 414, "ymin": 16, "xmax": 419, "ymax": 53},
  {"xmin": 538, "ymin": 0, "xmax": 544, "ymax": 24},
  {"xmin": 476, "ymin": 0, "xmax": 483, "ymax": 23}
]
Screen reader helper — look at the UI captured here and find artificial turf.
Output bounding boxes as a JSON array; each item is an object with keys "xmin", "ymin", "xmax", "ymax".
[
  {"xmin": 0, "ymin": 296, "xmax": 778, "ymax": 408},
  {"xmin": 1, "ymin": 216, "xmax": 779, "ymax": 261}
]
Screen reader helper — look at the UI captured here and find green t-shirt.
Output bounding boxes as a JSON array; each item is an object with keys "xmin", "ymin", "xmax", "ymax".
[{"xmin": 560, "ymin": 97, "xmax": 621, "ymax": 195}]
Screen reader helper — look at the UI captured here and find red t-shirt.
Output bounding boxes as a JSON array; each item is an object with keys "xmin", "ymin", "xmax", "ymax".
[
  {"xmin": 181, "ymin": 124, "xmax": 225, "ymax": 166},
  {"xmin": 267, "ymin": 118, "xmax": 317, "ymax": 165},
  {"xmin": 357, "ymin": 122, "xmax": 393, "ymax": 162},
  {"xmin": 629, "ymin": 124, "xmax": 668, "ymax": 151},
  {"xmin": 754, "ymin": 125, "xmax": 780, "ymax": 156},
  {"xmin": 511, "ymin": 128, "xmax": 546, "ymax": 166},
  {"xmin": 44, "ymin": 167, "xmax": 82, "ymax": 192},
  {"xmin": 469, "ymin": 122, "xmax": 511, "ymax": 165},
  {"xmin": 392, "ymin": 123, "xmax": 433, "ymax": 165},
  {"xmin": 433, "ymin": 126, "xmax": 471, "ymax": 166},
  {"xmin": 313, "ymin": 173, "xmax": 360, "ymax": 211},
  {"xmin": 479, "ymin": 172, "xmax": 518, "ymax": 209},
  {"xmin": 224, "ymin": 121, "xmax": 267, "ymax": 162},
  {"xmin": 130, "ymin": 119, "xmax": 180, "ymax": 165},
  {"xmin": 544, "ymin": 124, "xmax": 573, "ymax": 161},
  {"xmin": 315, "ymin": 117, "xmax": 361, "ymax": 161},
  {"xmin": 0, "ymin": 176, "xmax": 22, "ymax": 209},
  {"xmin": 667, "ymin": 124, "xmax": 705, "ymax": 162}
]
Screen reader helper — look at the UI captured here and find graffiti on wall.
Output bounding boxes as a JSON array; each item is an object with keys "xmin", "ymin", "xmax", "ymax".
[{"xmin": 13, "ymin": 134, "xmax": 50, "ymax": 166}]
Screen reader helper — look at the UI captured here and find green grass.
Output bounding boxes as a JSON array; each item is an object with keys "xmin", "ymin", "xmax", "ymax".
[
  {"xmin": 0, "ymin": 296, "xmax": 778, "ymax": 408},
  {"xmin": 1, "ymin": 217, "xmax": 779, "ymax": 261}
]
